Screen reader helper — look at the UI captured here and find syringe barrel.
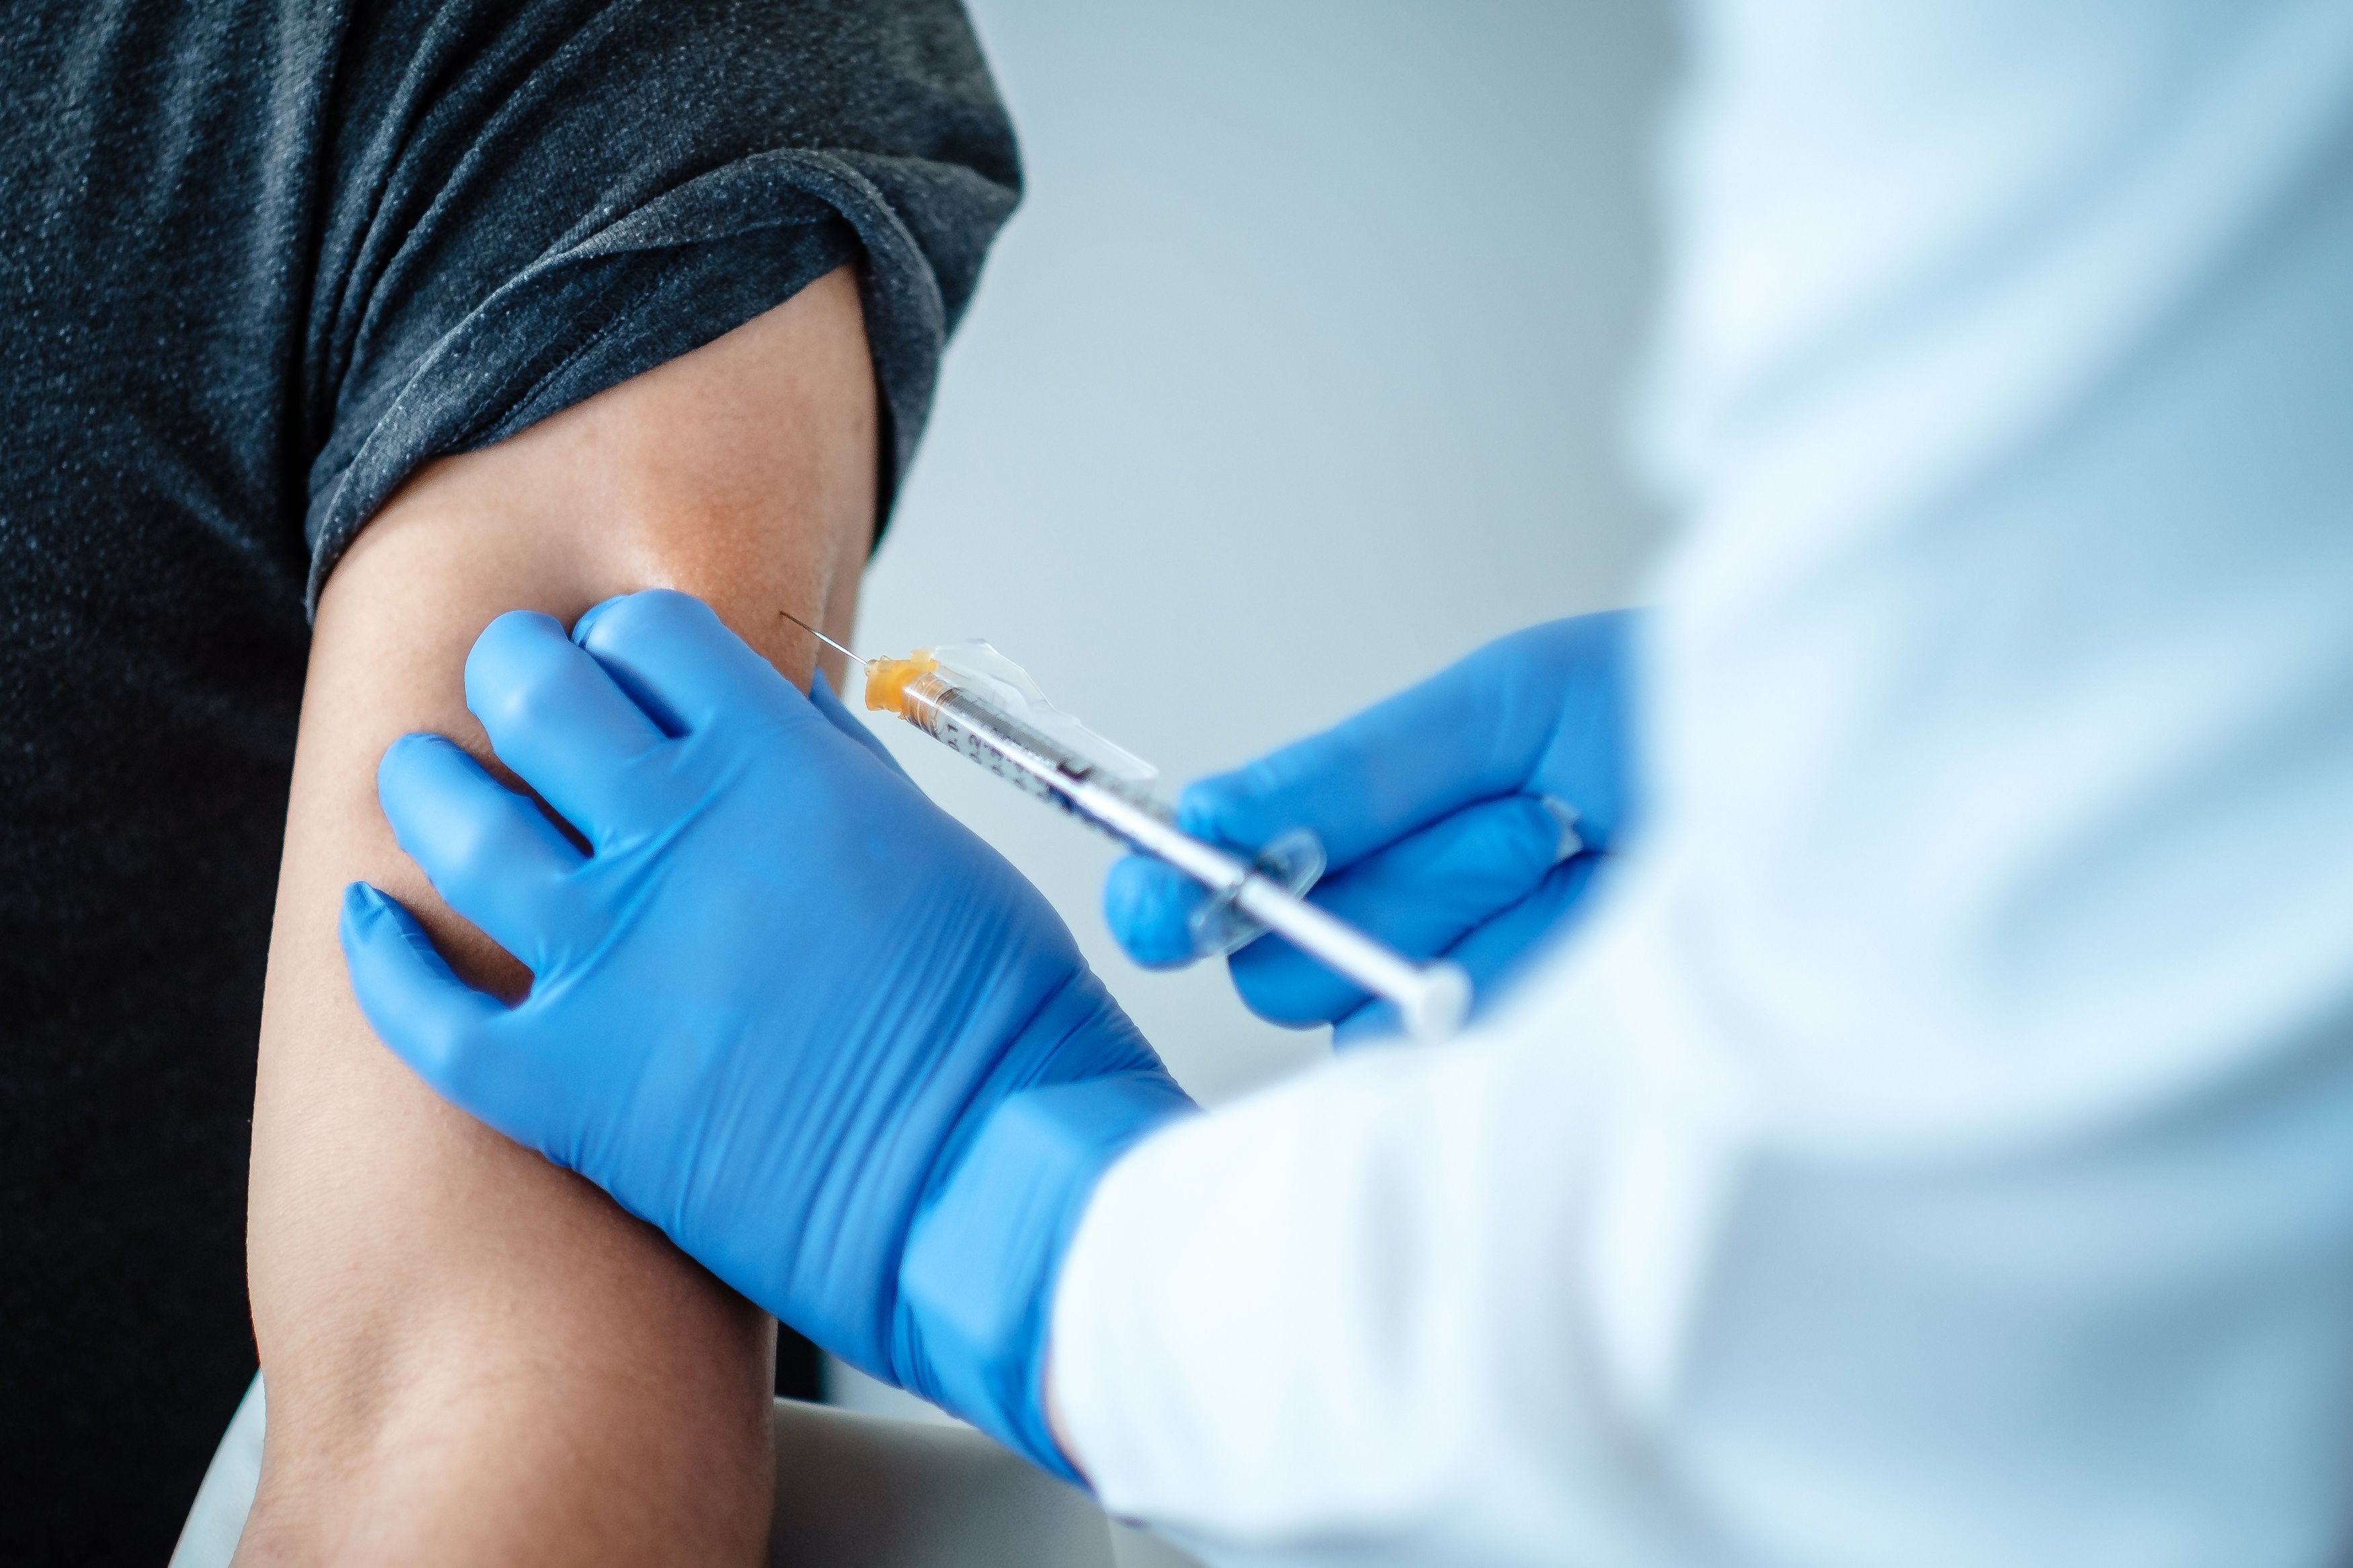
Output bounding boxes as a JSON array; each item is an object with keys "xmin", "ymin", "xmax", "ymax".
[
  {"xmin": 889, "ymin": 667, "xmax": 1468, "ymax": 1042},
  {"xmin": 900, "ymin": 673, "xmax": 1164, "ymax": 821}
]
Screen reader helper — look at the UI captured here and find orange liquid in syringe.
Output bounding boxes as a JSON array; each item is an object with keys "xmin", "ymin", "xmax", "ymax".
[{"xmin": 861, "ymin": 651, "xmax": 939, "ymax": 718}]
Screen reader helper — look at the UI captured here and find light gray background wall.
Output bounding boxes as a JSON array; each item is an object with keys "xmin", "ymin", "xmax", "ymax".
[
  {"xmin": 833, "ymin": 5, "xmax": 1676, "ymax": 1550},
  {"xmin": 859, "ymin": 0, "xmax": 1676, "ymax": 1102}
]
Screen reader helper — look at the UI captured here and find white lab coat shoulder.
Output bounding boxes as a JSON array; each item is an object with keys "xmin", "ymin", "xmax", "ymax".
[{"xmin": 1053, "ymin": 1, "xmax": 2353, "ymax": 1561}]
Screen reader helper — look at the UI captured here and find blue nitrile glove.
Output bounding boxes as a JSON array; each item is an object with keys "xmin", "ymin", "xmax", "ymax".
[
  {"xmin": 1105, "ymin": 612, "xmax": 1641, "ymax": 1043},
  {"xmin": 338, "ymin": 590, "xmax": 1191, "ymax": 1479}
]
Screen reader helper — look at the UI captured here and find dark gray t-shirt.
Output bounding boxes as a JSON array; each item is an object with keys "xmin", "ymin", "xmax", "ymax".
[{"xmin": 0, "ymin": 3, "xmax": 1015, "ymax": 1556}]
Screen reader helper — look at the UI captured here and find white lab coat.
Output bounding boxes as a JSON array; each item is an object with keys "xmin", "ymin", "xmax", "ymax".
[{"xmin": 1050, "ymin": 1, "xmax": 2353, "ymax": 1561}]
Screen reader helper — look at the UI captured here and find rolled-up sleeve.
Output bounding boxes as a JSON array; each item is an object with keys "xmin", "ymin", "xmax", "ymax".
[{"xmin": 300, "ymin": 0, "xmax": 1020, "ymax": 610}]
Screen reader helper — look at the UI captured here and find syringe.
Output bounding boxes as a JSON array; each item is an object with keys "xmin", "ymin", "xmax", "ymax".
[{"xmin": 784, "ymin": 612, "xmax": 1471, "ymax": 1042}]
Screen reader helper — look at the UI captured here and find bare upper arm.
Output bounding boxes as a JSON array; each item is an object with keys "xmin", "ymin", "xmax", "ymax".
[{"xmin": 241, "ymin": 267, "xmax": 873, "ymax": 1565}]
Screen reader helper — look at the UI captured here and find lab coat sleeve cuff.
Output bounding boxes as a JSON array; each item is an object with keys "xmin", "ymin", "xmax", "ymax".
[{"xmin": 899, "ymin": 1067, "xmax": 1195, "ymax": 1483}]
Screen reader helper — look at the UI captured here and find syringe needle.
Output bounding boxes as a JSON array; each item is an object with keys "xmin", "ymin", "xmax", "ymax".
[{"xmin": 778, "ymin": 607, "xmax": 868, "ymax": 669}]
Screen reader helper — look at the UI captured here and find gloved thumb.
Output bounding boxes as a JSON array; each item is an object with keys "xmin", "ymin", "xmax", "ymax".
[
  {"xmin": 1102, "ymin": 853, "xmax": 1209, "ymax": 968},
  {"xmin": 340, "ymin": 882, "xmax": 515, "ymax": 1120}
]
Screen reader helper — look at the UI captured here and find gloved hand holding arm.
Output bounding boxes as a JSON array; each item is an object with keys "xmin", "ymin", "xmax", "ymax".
[
  {"xmin": 1105, "ymin": 612, "xmax": 1641, "ymax": 1040},
  {"xmin": 340, "ymin": 589, "xmax": 1191, "ymax": 1477}
]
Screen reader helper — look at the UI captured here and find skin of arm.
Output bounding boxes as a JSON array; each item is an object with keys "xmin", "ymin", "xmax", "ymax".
[{"xmin": 238, "ymin": 267, "xmax": 875, "ymax": 1565}]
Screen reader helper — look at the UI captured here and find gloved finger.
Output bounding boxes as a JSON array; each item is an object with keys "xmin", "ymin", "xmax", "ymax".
[
  {"xmin": 1224, "ymin": 795, "xmax": 1574, "ymax": 1027},
  {"xmin": 1177, "ymin": 664, "xmax": 1530, "ymax": 868},
  {"xmin": 1328, "ymin": 852, "xmax": 1610, "ymax": 1048},
  {"xmin": 340, "ymin": 881, "xmax": 518, "ymax": 1115},
  {"xmin": 1431, "ymin": 848, "xmax": 1610, "ymax": 995},
  {"xmin": 809, "ymin": 666, "xmax": 912, "ymax": 782},
  {"xmin": 376, "ymin": 733, "xmax": 593, "ymax": 973},
  {"xmin": 572, "ymin": 589, "xmax": 799, "ymax": 737},
  {"xmin": 466, "ymin": 610, "xmax": 672, "ymax": 847},
  {"xmin": 1180, "ymin": 613, "xmax": 1638, "ymax": 865},
  {"xmin": 1103, "ymin": 854, "xmax": 1211, "ymax": 969}
]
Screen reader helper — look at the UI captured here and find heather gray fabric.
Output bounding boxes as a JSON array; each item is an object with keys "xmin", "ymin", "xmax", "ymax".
[{"xmin": 0, "ymin": 3, "xmax": 1016, "ymax": 1559}]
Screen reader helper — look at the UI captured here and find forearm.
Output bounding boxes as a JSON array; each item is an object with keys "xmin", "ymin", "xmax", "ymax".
[
  {"xmin": 243, "ymin": 272, "xmax": 874, "ymax": 1562},
  {"xmin": 1049, "ymin": 915, "xmax": 2353, "ymax": 1565},
  {"xmin": 1046, "ymin": 1032, "xmax": 1624, "ymax": 1555}
]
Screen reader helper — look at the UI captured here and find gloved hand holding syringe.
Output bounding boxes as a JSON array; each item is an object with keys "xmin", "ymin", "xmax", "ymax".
[{"xmin": 781, "ymin": 610, "xmax": 1472, "ymax": 1040}]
